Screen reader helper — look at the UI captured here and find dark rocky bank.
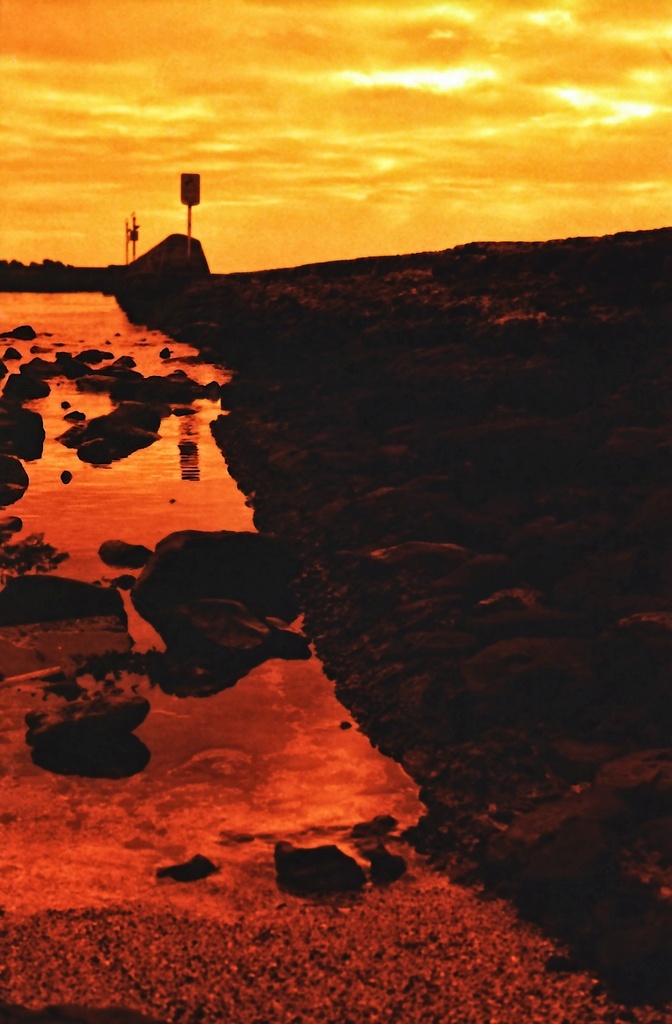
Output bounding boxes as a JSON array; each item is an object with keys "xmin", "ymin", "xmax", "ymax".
[{"xmin": 116, "ymin": 227, "xmax": 672, "ymax": 1002}]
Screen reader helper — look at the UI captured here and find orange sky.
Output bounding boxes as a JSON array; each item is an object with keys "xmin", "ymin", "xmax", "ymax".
[{"xmin": 1, "ymin": 0, "xmax": 671, "ymax": 273}]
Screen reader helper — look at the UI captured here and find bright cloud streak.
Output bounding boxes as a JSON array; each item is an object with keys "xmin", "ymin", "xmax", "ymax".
[{"xmin": 0, "ymin": 0, "xmax": 670, "ymax": 272}]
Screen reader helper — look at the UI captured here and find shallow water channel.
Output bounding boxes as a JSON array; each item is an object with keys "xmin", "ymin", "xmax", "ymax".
[{"xmin": 0, "ymin": 292, "xmax": 422, "ymax": 917}]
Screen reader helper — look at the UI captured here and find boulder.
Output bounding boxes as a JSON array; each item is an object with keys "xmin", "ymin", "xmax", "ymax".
[
  {"xmin": 274, "ymin": 841, "xmax": 366, "ymax": 893},
  {"xmin": 0, "ymin": 324, "xmax": 36, "ymax": 340},
  {"xmin": 98, "ymin": 539, "xmax": 153, "ymax": 569},
  {"xmin": 132, "ymin": 529, "xmax": 300, "ymax": 625},
  {"xmin": 25, "ymin": 692, "xmax": 150, "ymax": 778},
  {"xmin": 76, "ymin": 348, "xmax": 115, "ymax": 364},
  {"xmin": 110, "ymin": 371, "xmax": 219, "ymax": 404},
  {"xmin": 0, "ymin": 454, "xmax": 29, "ymax": 506},
  {"xmin": 0, "ymin": 514, "xmax": 22, "ymax": 535},
  {"xmin": 2, "ymin": 373, "xmax": 50, "ymax": 400},
  {"xmin": 3, "ymin": 346, "xmax": 21, "ymax": 360},
  {"xmin": 58, "ymin": 401, "xmax": 162, "ymax": 464},
  {"xmin": 0, "ymin": 575, "xmax": 126, "ymax": 626},
  {"xmin": 595, "ymin": 749, "xmax": 672, "ymax": 814},
  {"xmin": 0, "ymin": 401, "xmax": 44, "ymax": 460},
  {"xmin": 156, "ymin": 854, "xmax": 218, "ymax": 882},
  {"xmin": 357, "ymin": 840, "xmax": 407, "ymax": 883}
]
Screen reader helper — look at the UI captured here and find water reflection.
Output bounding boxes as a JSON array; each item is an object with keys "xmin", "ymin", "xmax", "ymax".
[{"xmin": 178, "ymin": 415, "xmax": 199, "ymax": 481}]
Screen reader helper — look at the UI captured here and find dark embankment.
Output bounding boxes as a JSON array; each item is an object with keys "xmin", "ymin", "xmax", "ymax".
[{"xmin": 116, "ymin": 227, "xmax": 672, "ymax": 1004}]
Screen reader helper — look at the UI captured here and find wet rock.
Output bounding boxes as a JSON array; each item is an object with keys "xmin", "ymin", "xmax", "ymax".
[
  {"xmin": 350, "ymin": 814, "xmax": 398, "ymax": 838},
  {"xmin": 2, "ymin": 372, "xmax": 50, "ymax": 400},
  {"xmin": 98, "ymin": 539, "xmax": 153, "ymax": 569},
  {"xmin": 152, "ymin": 598, "xmax": 271, "ymax": 659},
  {"xmin": 76, "ymin": 348, "xmax": 114, "ymax": 364},
  {"xmin": 0, "ymin": 360, "xmax": 6, "ymax": 379},
  {"xmin": 3, "ymin": 346, "xmax": 21, "ymax": 360},
  {"xmin": 60, "ymin": 470, "xmax": 72, "ymax": 484},
  {"xmin": 0, "ymin": 454, "xmax": 29, "ymax": 506},
  {"xmin": 63, "ymin": 409, "xmax": 86, "ymax": 422},
  {"xmin": 25, "ymin": 692, "xmax": 150, "ymax": 778},
  {"xmin": 0, "ymin": 401, "xmax": 44, "ymax": 460},
  {"xmin": 53, "ymin": 351, "xmax": 92, "ymax": 379},
  {"xmin": 274, "ymin": 841, "xmax": 366, "ymax": 893},
  {"xmin": 59, "ymin": 401, "xmax": 161, "ymax": 464},
  {"xmin": 365, "ymin": 541, "xmax": 471, "ymax": 579},
  {"xmin": 110, "ymin": 370, "xmax": 219, "ymax": 404},
  {"xmin": 0, "ymin": 575, "xmax": 126, "ymax": 626},
  {"xmin": 265, "ymin": 616, "xmax": 312, "ymax": 660},
  {"xmin": 0, "ymin": 324, "xmax": 36, "ymax": 340},
  {"xmin": 0, "ymin": 514, "xmax": 22, "ymax": 535},
  {"xmin": 156, "ymin": 853, "xmax": 218, "ymax": 882},
  {"xmin": 109, "ymin": 574, "xmax": 137, "ymax": 590},
  {"xmin": 132, "ymin": 529, "xmax": 300, "ymax": 625},
  {"xmin": 359, "ymin": 840, "xmax": 407, "ymax": 884},
  {"xmin": 159, "ymin": 346, "xmax": 171, "ymax": 359}
]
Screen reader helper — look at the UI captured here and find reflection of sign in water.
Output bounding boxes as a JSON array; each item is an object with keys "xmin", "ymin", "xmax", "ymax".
[
  {"xmin": 178, "ymin": 417, "xmax": 200, "ymax": 481},
  {"xmin": 181, "ymin": 173, "xmax": 200, "ymax": 207}
]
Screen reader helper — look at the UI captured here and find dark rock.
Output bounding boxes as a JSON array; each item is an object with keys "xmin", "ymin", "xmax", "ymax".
[
  {"xmin": 99, "ymin": 539, "xmax": 153, "ymax": 569},
  {"xmin": 159, "ymin": 347, "xmax": 171, "ymax": 359},
  {"xmin": 63, "ymin": 410, "xmax": 86, "ymax": 422},
  {"xmin": 0, "ymin": 454, "xmax": 29, "ymax": 506},
  {"xmin": 0, "ymin": 514, "xmax": 22, "ymax": 535},
  {"xmin": 0, "ymin": 360, "xmax": 6, "ymax": 379},
  {"xmin": 59, "ymin": 401, "xmax": 162, "ymax": 464},
  {"xmin": 360, "ymin": 841, "xmax": 407, "ymax": 884},
  {"xmin": 76, "ymin": 348, "xmax": 114, "ymax": 364},
  {"xmin": 61, "ymin": 400, "xmax": 71, "ymax": 408},
  {"xmin": 0, "ymin": 325, "xmax": 36, "ymax": 340},
  {"xmin": 25, "ymin": 692, "xmax": 150, "ymax": 778},
  {"xmin": 595, "ymin": 749, "xmax": 672, "ymax": 815},
  {"xmin": 132, "ymin": 529, "xmax": 300, "ymax": 625},
  {"xmin": 350, "ymin": 814, "xmax": 398, "ymax": 838},
  {"xmin": 110, "ymin": 370, "xmax": 217, "ymax": 404},
  {"xmin": 265, "ymin": 616, "xmax": 312, "ymax": 660},
  {"xmin": 156, "ymin": 853, "xmax": 218, "ymax": 881},
  {"xmin": 3, "ymin": 346, "xmax": 21, "ymax": 360},
  {"xmin": 2, "ymin": 373, "xmax": 50, "ymax": 400},
  {"xmin": 60, "ymin": 469, "xmax": 73, "ymax": 484},
  {"xmin": 0, "ymin": 575, "xmax": 126, "ymax": 626},
  {"xmin": 0, "ymin": 401, "xmax": 43, "ymax": 460},
  {"xmin": 151, "ymin": 598, "xmax": 271, "ymax": 660},
  {"xmin": 109, "ymin": 574, "xmax": 137, "ymax": 590},
  {"xmin": 274, "ymin": 841, "xmax": 366, "ymax": 893}
]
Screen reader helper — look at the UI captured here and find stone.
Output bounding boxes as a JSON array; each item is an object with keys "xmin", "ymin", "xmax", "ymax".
[
  {"xmin": 0, "ymin": 401, "xmax": 44, "ymax": 460},
  {"xmin": 156, "ymin": 854, "xmax": 218, "ymax": 882},
  {"xmin": 76, "ymin": 348, "xmax": 114, "ymax": 364},
  {"xmin": 0, "ymin": 454, "xmax": 29, "ymax": 506},
  {"xmin": 132, "ymin": 529, "xmax": 300, "ymax": 625},
  {"xmin": 0, "ymin": 575, "xmax": 126, "ymax": 626},
  {"xmin": 159, "ymin": 347, "xmax": 171, "ymax": 359},
  {"xmin": 63, "ymin": 410, "xmax": 86, "ymax": 422},
  {"xmin": 3, "ymin": 346, "xmax": 21, "ymax": 360},
  {"xmin": 60, "ymin": 470, "xmax": 73, "ymax": 484},
  {"xmin": 0, "ymin": 324, "xmax": 36, "ymax": 340},
  {"xmin": 98, "ymin": 539, "xmax": 153, "ymax": 569},
  {"xmin": 362, "ymin": 842, "xmax": 407, "ymax": 884},
  {"xmin": 59, "ymin": 401, "xmax": 162, "ymax": 464},
  {"xmin": 595, "ymin": 749, "xmax": 672, "ymax": 814},
  {"xmin": 25, "ymin": 692, "xmax": 150, "ymax": 778},
  {"xmin": 2, "ymin": 372, "xmax": 50, "ymax": 400},
  {"xmin": 274, "ymin": 841, "xmax": 366, "ymax": 893},
  {"xmin": 0, "ymin": 514, "xmax": 22, "ymax": 535},
  {"xmin": 350, "ymin": 814, "xmax": 398, "ymax": 838}
]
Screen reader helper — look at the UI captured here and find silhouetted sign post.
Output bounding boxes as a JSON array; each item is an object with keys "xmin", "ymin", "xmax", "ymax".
[
  {"xmin": 125, "ymin": 212, "xmax": 140, "ymax": 264},
  {"xmin": 181, "ymin": 173, "xmax": 200, "ymax": 261}
]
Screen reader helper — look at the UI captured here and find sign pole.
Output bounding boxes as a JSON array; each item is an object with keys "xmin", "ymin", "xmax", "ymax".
[
  {"xmin": 125, "ymin": 219, "xmax": 129, "ymax": 265},
  {"xmin": 180, "ymin": 174, "xmax": 200, "ymax": 266}
]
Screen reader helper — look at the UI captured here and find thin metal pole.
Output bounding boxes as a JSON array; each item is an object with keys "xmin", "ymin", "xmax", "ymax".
[
  {"xmin": 125, "ymin": 219, "xmax": 129, "ymax": 265},
  {"xmin": 187, "ymin": 204, "xmax": 192, "ymax": 261}
]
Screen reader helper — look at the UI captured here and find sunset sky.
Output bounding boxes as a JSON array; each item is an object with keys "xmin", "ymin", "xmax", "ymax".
[{"xmin": 1, "ymin": 0, "xmax": 671, "ymax": 273}]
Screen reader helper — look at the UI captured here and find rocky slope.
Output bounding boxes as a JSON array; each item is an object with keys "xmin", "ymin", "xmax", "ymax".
[{"xmin": 116, "ymin": 227, "xmax": 672, "ymax": 1003}]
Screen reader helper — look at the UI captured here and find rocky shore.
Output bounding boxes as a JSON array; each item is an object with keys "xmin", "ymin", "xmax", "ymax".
[{"xmin": 116, "ymin": 227, "xmax": 672, "ymax": 1004}]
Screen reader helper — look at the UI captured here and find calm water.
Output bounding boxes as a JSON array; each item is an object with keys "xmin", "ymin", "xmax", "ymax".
[{"xmin": 0, "ymin": 293, "xmax": 422, "ymax": 915}]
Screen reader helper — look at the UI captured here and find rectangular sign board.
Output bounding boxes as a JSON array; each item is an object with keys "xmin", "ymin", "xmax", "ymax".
[{"xmin": 181, "ymin": 173, "xmax": 200, "ymax": 206}]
